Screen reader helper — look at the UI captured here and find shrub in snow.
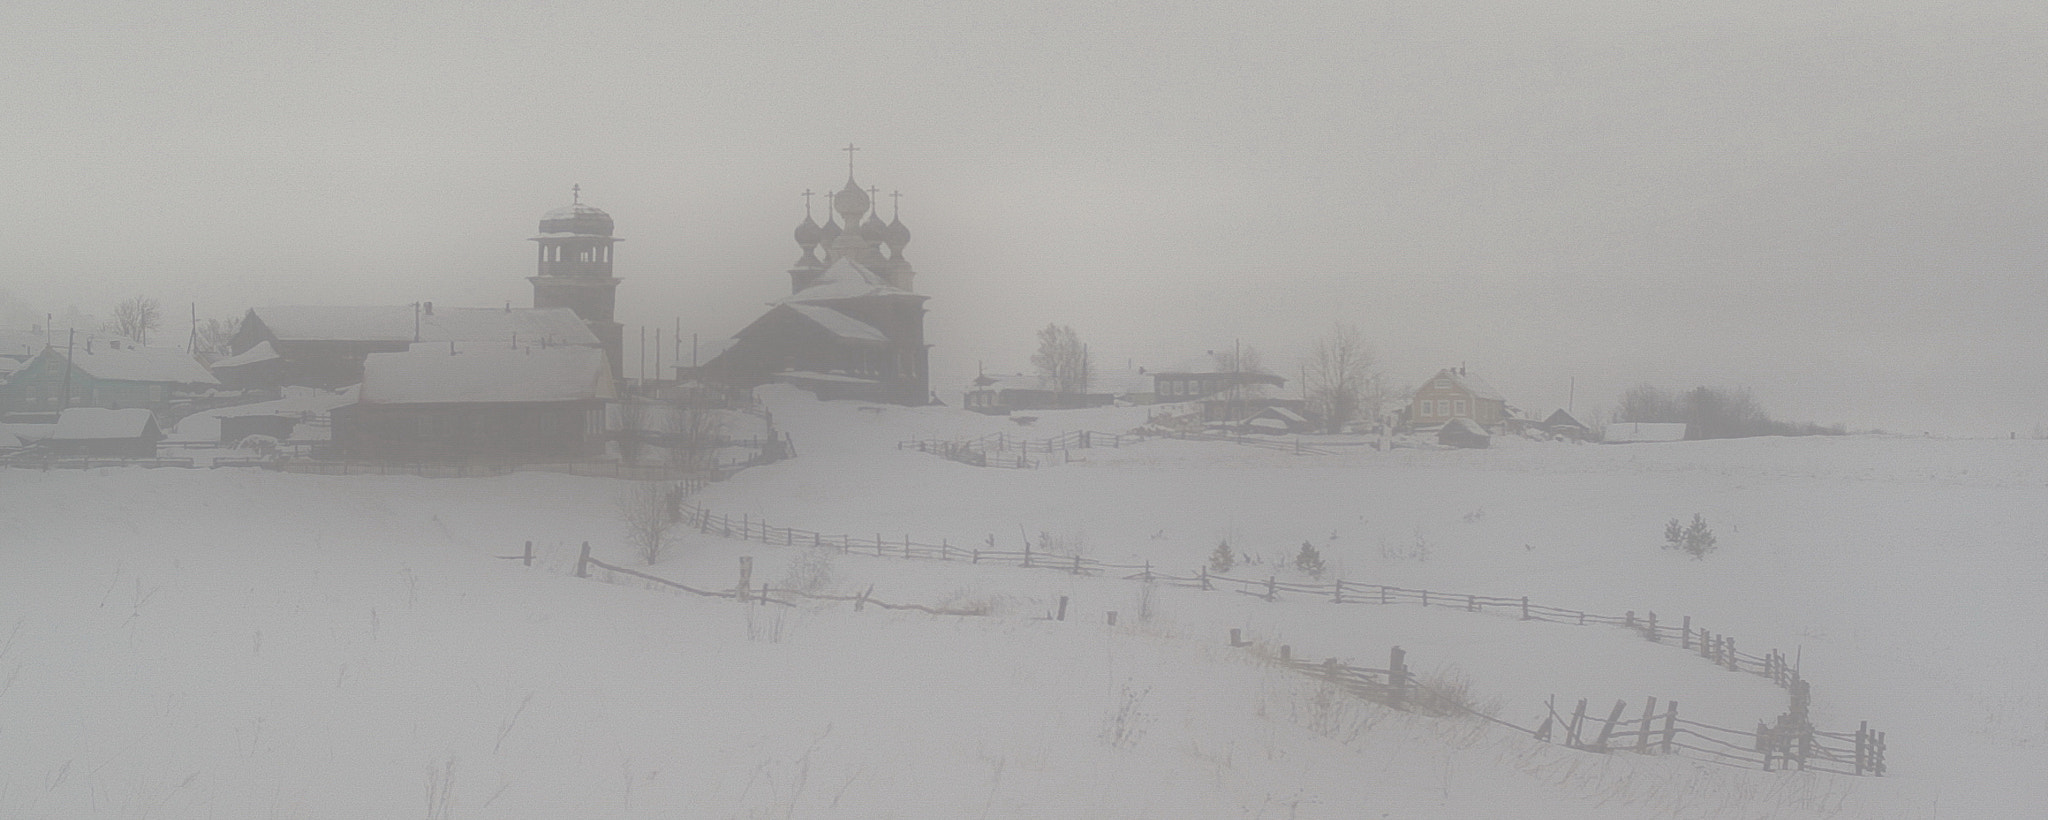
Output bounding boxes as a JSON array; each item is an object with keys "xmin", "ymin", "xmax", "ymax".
[
  {"xmin": 1208, "ymin": 539, "xmax": 1236, "ymax": 574},
  {"xmin": 779, "ymin": 546, "xmax": 836, "ymax": 594},
  {"xmin": 1294, "ymin": 541, "xmax": 1326, "ymax": 578},
  {"xmin": 618, "ymin": 480, "xmax": 686, "ymax": 564},
  {"xmin": 1099, "ymin": 684, "xmax": 1153, "ymax": 750},
  {"xmin": 1664, "ymin": 513, "xmax": 1717, "ymax": 560}
]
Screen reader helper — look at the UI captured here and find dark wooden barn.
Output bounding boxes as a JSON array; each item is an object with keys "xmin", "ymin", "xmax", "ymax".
[{"xmin": 331, "ymin": 346, "xmax": 615, "ymax": 461}]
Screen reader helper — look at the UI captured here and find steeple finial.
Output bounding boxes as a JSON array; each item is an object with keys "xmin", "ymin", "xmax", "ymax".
[
  {"xmin": 571, "ymin": 183, "xmax": 581, "ymax": 205},
  {"xmin": 841, "ymin": 143, "xmax": 860, "ymax": 177},
  {"xmin": 801, "ymin": 189, "xmax": 815, "ymax": 219},
  {"xmin": 868, "ymin": 185, "xmax": 880, "ymax": 205},
  {"xmin": 890, "ymin": 190, "xmax": 902, "ymax": 219}
]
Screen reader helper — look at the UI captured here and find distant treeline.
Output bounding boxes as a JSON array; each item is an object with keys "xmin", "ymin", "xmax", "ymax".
[{"xmin": 1613, "ymin": 385, "xmax": 1847, "ymax": 439}]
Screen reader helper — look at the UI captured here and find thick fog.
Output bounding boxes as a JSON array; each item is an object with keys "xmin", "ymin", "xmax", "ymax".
[{"xmin": 3, "ymin": 0, "xmax": 2043, "ymax": 435}]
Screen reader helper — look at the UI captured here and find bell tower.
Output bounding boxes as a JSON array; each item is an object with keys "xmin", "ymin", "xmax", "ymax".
[{"xmin": 529, "ymin": 185, "xmax": 624, "ymax": 378}]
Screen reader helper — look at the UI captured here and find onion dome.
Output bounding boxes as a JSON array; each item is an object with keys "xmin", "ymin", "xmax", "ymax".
[
  {"xmin": 794, "ymin": 214, "xmax": 822, "ymax": 250},
  {"xmin": 860, "ymin": 210, "xmax": 888, "ymax": 243},
  {"xmin": 832, "ymin": 178, "xmax": 870, "ymax": 224},
  {"xmin": 886, "ymin": 215, "xmax": 911, "ymax": 251},
  {"xmin": 539, "ymin": 202, "xmax": 614, "ymax": 236},
  {"xmin": 818, "ymin": 214, "xmax": 842, "ymax": 244}
]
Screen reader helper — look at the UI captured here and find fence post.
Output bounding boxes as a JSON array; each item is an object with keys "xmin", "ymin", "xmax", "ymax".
[
  {"xmin": 1421, "ymin": 589, "xmax": 1429, "ymax": 608},
  {"xmin": 1725, "ymin": 637, "xmax": 1738, "ymax": 671},
  {"xmin": 1056, "ymin": 596, "xmax": 1068, "ymax": 621},
  {"xmin": 737, "ymin": 556, "xmax": 752, "ymax": 603},
  {"xmin": 1265, "ymin": 576, "xmax": 1277, "ymax": 602},
  {"xmin": 1466, "ymin": 593, "xmax": 1476, "ymax": 612},
  {"xmin": 1106, "ymin": 611, "xmax": 1117, "ymax": 626},
  {"xmin": 1521, "ymin": 596, "xmax": 1530, "ymax": 620},
  {"xmin": 1593, "ymin": 699, "xmax": 1628, "ymax": 750},
  {"xmin": 1230, "ymin": 628, "xmax": 1243, "ymax": 647},
  {"xmin": 1636, "ymin": 696, "xmax": 1657, "ymax": 753},
  {"xmin": 972, "ymin": 549, "xmax": 981, "ymax": 564},
  {"xmin": 1855, "ymin": 721, "xmax": 1868, "ymax": 775},
  {"xmin": 1073, "ymin": 554, "xmax": 1083, "ymax": 576},
  {"xmin": 941, "ymin": 538, "xmax": 949, "ymax": 559},
  {"xmin": 1388, "ymin": 646, "xmax": 1408, "ymax": 710},
  {"xmin": 1332, "ymin": 579, "xmax": 1343, "ymax": 604},
  {"xmin": 1023, "ymin": 543, "xmax": 1033, "ymax": 569},
  {"xmin": 1662, "ymin": 701, "xmax": 1678, "ymax": 754},
  {"xmin": 1200, "ymin": 566, "xmax": 1211, "ymax": 591},
  {"xmin": 575, "ymin": 541, "xmax": 591, "ymax": 578},
  {"xmin": 1380, "ymin": 585, "xmax": 1389, "ymax": 605},
  {"xmin": 1142, "ymin": 560, "xmax": 1152, "ymax": 582},
  {"xmin": 1567, "ymin": 699, "xmax": 1588, "ymax": 747},
  {"xmin": 523, "ymin": 540, "xmax": 534, "ymax": 567},
  {"xmin": 1645, "ymin": 611, "xmax": 1657, "ymax": 642},
  {"xmin": 1278, "ymin": 644, "xmax": 1290, "ymax": 661},
  {"xmin": 1626, "ymin": 610, "xmax": 1635, "ymax": 629}
]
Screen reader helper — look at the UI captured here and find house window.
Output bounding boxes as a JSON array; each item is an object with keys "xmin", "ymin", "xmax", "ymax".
[{"xmin": 1454, "ymin": 399, "xmax": 1467, "ymax": 416}]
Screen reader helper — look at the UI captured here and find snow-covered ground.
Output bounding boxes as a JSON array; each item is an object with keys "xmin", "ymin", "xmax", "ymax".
[{"xmin": 6, "ymin": 385, "xmax": 2035, "ymax": 817}]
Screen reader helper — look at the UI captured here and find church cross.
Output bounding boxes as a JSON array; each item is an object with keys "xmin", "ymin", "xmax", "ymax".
[
  {"xmin": 571, "ymin": 183, "xmax": 581, "ymax": 205},
  {"xmin": 842, "ymin": 143, "xmax": 860, "ymax": 175},
  {"xmin": 890, "ymin": 190, "xmax": 902, "ymax": 219},
  {"xmin": 868, "ymin": 186, "xmax": 880, "ymax": 209},
  {"xmin": 801, "ymin": 189, "xmax": 815, "ymax": 218}
]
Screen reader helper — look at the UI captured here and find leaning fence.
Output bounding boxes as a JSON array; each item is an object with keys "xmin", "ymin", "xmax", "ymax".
[{"xmin": 669, "ymin": 500, "xmax": 1885, "ymax": 776}]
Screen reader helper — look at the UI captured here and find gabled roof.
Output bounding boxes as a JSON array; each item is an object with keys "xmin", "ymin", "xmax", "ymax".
[
  {"xmin": 782, "ymin": 257, "xmax": 922, "ymax": 305},
  {"xmin": 209, "ymin": 340, "xmax": 281, "ymax": 369},
  {"xmin": 52, "ymin": 407, "xmax": 161, "ymax": 440},
  {"xmin": 1542, "ymin": 409, "xmax": 1587, "ymax": 429},
  {"xmin": 357, "ymin": 346, "xmax": 616, "ymax": 405},
  {"xmin": 785, "ymin": 304, "xmax": 889, "ymax": 343},
  {"xmin": 248, "ymin": 306, "xmax": 600, "ymax": 347},
  {"xmin": 1426, "ymin": 368, "xmax": 1502, "ymax": 401},
  {"xmin": 55, "ymin": 345, "xmax": 219, "ymax": 385}
]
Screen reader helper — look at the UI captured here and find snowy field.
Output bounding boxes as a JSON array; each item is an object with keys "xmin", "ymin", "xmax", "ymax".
[{"xmin": 5, "ymin": 387, "xmax": 2039, "ymax": 817}]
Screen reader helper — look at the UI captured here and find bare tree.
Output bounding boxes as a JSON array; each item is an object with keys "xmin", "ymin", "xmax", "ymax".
[
  {"xmin": 1031, "ymin": 323, "xmax": 1092, "ymax": 398},
  {"xmin": 192, "ymin": 315, "xmax": 242, "ymax": 356},
  {"xmin": 1212, "ymin": 343, "xmax": 1275, "ymax": 400},
  {"xmin": 659, "ymin": 391, "xmax": 724, "ymax": 470},
  {"xmin": 1302, "ymin": 323, "xmax": 1383, "ymax": 434},
  {"xmin": 112, "ymin": 296, "xmax": 162, "ymax": 344},
  {"xmin": 618, "ymin": 480, "xmax": 686, "ymax": 564}
]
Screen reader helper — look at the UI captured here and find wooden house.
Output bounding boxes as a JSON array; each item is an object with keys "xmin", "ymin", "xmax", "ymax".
[
  {"xmin": 45, "ymin": 407, "xmax": 165, "ymax": 459},
  {"xmin": 1151, "ymin": 371, "xmax": 1287, "ymax": 404},
  {"xmin": 331, "ymin": 346, "xmax": 616, "ymax": 461},
  {"xmin": 0, "ymin": 340, "xmax": 218, "ymax": 416},
  {"xmin": 1409, "ymin": 367, "xmax": 1506, "ymax": 430},
  {"xmin": 230, "ymin": 305, "xmax": 601, "ymax": 389},
  {"xmin": 962, "ymin": 373, "xmax": 1113, "ymax": 415}
]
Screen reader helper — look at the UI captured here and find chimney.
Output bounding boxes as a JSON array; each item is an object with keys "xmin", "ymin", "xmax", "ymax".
[{"xmin": 424, "ymin": 301, "xmax": 434, "ymax": 316}]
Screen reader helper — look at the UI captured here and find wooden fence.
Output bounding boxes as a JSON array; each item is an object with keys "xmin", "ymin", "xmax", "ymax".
[
  {"xmin": 896, "ymin": 429, "xmax": 1145, "ymax": 469},
  {"xmin": 672, "ymin": 500, "xmax": 1886, "ymax": 776},
  {"xmin": 896, "ymin": 428, "xmax": 1334, "ymax": 468}
]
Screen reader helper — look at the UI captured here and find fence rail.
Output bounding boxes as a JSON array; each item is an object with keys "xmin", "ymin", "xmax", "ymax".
[{"xmin": 672, "ymin": 500, "xmax": 1886, "ymax": 776}]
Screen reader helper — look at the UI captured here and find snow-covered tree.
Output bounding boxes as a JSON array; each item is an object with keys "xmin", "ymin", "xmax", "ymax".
[
  {"xmin": 112, "ymin": 296, "xmax": 161, "ymax": 344},
  {"xmin": 1302, "ymin": 323, "xmax": 1383, "ymax": 434},
  {"xmin": 1031, "ymin": 323, "xmax": 1092, "ymax": 397}
]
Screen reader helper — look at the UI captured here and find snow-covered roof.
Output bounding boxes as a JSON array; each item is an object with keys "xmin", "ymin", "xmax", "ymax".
[
  {"xmin": 208, "ymin": 340, "xmax": 281, "ymax": 369},
  {"xmin": 52, "ymin": 407, "xmax": 160, "ymax": 440},
  {"xmin": 1251, "ymin": 406, "xmax": 1309, "ymax": 424},
  {"xmin": 775, "ymin": 370, "xmax": 881, "ymax": 385},
  {"xmin": 787, "ymin": 304, "xmax": 888, "ymax": 343},
  {"xmin": 0, "ymin": 422, "xmax": 54, "ymax": 443},
  {"xmin": 1426, "ymin": 368, "xmax": 1503, "ymax": 401},
  {"xmin": 357, "ymin": 346, "xmax": 616, "ymax": 405},
  {"xmin": 59, "ymin": 345, "xmax": 219, "ymax": 385},
  {"xmin": 248, "ymin": 306, "xmax": 601, "ymax": 347},
  {"xmin": 0, "ymin": 329, "xmax": 47, "ymax": 360},
  {"xmin": 1602, "ymin": 422, "xmax": 1687, "ymax": 443},
  {"xmin": 782, "ymin": 257, "xmax": 921, "ymax": 305},
  {"xmin": 1542, "ymin": 409, "xmax": 1588, "ymax": 429}
]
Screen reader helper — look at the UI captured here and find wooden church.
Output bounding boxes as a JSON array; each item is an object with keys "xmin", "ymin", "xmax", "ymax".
[{"xmin": 689, "ymin": 162, "xmax": 931, "ymax": 405}]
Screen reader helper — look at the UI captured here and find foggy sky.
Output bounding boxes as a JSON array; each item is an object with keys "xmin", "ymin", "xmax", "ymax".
[{"xmin": 4, "ymin": 0, "xmax": 2043, "ymax": 435}]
